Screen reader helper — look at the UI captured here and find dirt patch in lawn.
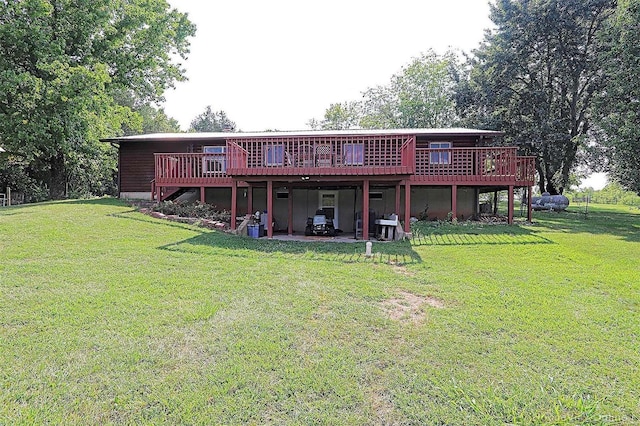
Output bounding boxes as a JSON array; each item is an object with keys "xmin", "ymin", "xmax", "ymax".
[
  {"xmin": 391, "ymin": 264, "xmax": 415, "ymax": 277},
  {"xmin": 381, "ymin": 291, "xmax": 445, "ymax": 324}
]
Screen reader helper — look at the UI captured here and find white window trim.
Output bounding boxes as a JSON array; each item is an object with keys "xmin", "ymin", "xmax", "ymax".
[
  {"xmin": 429, "ymin": 142, "xmax": 452, "ymax": 165},
  {"xmin": 203, "ymin": 146, "xmax": 226, "ymax": 173}
]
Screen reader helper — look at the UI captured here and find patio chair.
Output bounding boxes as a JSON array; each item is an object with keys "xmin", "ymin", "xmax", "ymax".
[
  {"xmin": 298, "ymin": 144, "xmax": 315, "ymax": 167},
  {"xmin": 315, "ymin": 144, "xmax": 333, "ymax": 167}
]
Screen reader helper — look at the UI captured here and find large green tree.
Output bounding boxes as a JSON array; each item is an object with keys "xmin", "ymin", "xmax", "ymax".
[
  {"xmin": 189, "ymin": 106, "xmax": 236, "ymax": 133},
  {"xmin": 307, "ymin": 102, "xmax": 361, "ymax": 130},
  {"xmin": 0, "ymin": 0, "xmax": 195, "ymax": 199},
  {"xmin": 461, "ymin": 0, "xmax": 615, "ymax": 194},
  {"xmin": 309, "ymin": 50, "xmax": 460, "ymax": 130},
  {"xmin": 361, "ymin": 50, "xmax": 460, "ymax": 129},
  {"xmin": 596, "ymin": 0, "xmax": 640, "ymax": 194}
]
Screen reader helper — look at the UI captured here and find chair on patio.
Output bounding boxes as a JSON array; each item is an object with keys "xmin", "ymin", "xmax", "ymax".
[
  {"xmin": 315, "ymin": 144, "xmax": 333, "ymax": 167},
  {"xmin": 298, "ymin": 144, "xmax": 315, "ymax": 167}
]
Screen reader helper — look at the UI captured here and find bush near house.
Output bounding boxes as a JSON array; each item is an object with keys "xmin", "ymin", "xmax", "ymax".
[{"xmin": 152, "ymin": 200, "xmax": 231, "ymax": 222}]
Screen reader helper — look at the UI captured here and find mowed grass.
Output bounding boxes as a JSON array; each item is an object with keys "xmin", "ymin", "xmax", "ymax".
[{"xmin": 0, "ymin": 199, "xmax": 638, "ymax": 425}]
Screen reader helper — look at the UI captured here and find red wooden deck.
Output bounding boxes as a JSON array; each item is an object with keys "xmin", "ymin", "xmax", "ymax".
[
  {"xmin": 155, "ymin": 142, "xmax": 535, "ymax": 186},
  {"xmin": 145, "ymin": 131, "xmax": 537, "ymax": 231}
]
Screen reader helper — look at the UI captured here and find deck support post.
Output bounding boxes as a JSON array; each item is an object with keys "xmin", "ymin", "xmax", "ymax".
[
  {"xmin": 231, "ymin": 180, "xmax": 237, "ymax": 230},
  {"xmin": 527, "ymin": 186, "xmax": 533, "ymax": 222},
  {"xmin": 404, "ymin": 181, "xmax": 411, "ymax": 234},
  {"xmin": 267, "ymin": 180, "xmax": 273, "ymax": 238},
  {"xmin": 451, "ymin": 185, "xmax": 458, "ymax": 222},
  {"xmin": 288, "ymin": 186, "xmax": 293, "ymax": 236},
  {"xmin": 156, "ymin": 185, "xmax": 162, "ymax": 203},
  {"xmin": 200, "ymin": 186, "xmax": 205, "ymax": 204},
  {"xmin": 363, "ymin": 179, "xmax": 370, "ymax": 240},
  {"xmin": 395, "ymin": 182, "xmax": 401, "ymax": 216},
  {"xmin": 508, "ymin": 185, "xmax": 514, "ymax": 224},
  {"xmin": 247, "ymin": 184, "xmax": 253, "ymax": 215}
]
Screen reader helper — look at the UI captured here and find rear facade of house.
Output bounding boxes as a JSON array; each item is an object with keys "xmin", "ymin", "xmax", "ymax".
[{"xmin": 105, "ymin": 128, "xmax": 536, "ymax": 238}]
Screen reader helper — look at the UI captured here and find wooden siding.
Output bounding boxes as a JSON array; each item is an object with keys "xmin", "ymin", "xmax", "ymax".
[{"xmin": 120, "ymin": 141, "xmax": 194, "ymax": 192}]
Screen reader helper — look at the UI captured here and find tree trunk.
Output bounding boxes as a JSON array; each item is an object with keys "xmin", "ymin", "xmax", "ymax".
[
  {"xmin": 536, "ymin": 162, "xmax": 546, "ymax": 194},
  {"xmin": 49, "ymin": 152, "xmax": 67, "ymax": 199},
  {"xmin": 542, "ymin": 158, "xmax": 559, "ymax": 195},
  {"xmin": 545, "ymin": 179, "xmax": 559, "ymax": 195}
]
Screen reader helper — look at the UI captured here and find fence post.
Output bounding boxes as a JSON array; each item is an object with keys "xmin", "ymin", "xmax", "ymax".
[{"xmin": 7, "ymin": 187, "xmax": 10, "ymax": 206}]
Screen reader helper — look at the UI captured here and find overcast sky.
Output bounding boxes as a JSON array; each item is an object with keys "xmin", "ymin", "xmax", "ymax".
[
  {"xmin": 161, "ymin": 1, "xmax": 607, "ymax": 188},
  {"xmin": 163, "ymin": 0, "xmax": 494, "ymax": 132}
]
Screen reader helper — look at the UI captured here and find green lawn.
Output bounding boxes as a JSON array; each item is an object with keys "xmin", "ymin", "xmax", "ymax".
[{"xmin": 1, "ymin": 199, "xmax": 638, "ymax": 425}]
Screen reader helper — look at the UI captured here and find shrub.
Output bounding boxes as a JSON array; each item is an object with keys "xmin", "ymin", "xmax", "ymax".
[{"xmin": 152, "ymin": 201, "xmax": 231, "ymax": 222}]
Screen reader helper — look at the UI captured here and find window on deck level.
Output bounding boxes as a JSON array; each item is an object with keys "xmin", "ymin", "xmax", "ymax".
[
  {"xmin": 429, "ymin": 142, "xmax": 451, "ymax": 164},
  {"xmin": 343, "ymin": 143, "xmax": 364, "ymax": 165},
  {"xmin": 264, "ymin": 144, "xmax": 285, "ymax": 166},
  {"xmin": 203, "ymin": 146, "xmax": 226, "ymax": 173}
]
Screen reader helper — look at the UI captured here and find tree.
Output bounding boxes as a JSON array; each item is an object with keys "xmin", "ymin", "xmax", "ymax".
[
  {"xmin": 361, "ymin": 50, "xmax": 460, "ymax": 129},
  {"xmin": 596, "ymin": 0, "xmax": 640, "ymax": 194},
  {"xmin": 308, "ymin": 50, "xmax": 460, "ymax": 131},
  {"xmin": 188, "ymin": 106, "xmax": 236, "ymax": 132},
  {"xmin": 307, "ymin": 102, "xmax": 361, "ymax": 130},
  {"xmin": 135, "ymin": 105, "xmax": 181, "ymax": 134},
  {"xmin": 461, "ymin": 0, "xmax": 615, "ymax": 194},
  {"xmin": 0, "ymin": 0, "xmax": 195, "ymax": 199}
]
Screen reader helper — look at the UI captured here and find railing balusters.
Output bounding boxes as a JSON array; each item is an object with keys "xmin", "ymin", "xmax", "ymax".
[{"xmin": 154, "ymin": 140, "xmax": 535, "ymax": 185}]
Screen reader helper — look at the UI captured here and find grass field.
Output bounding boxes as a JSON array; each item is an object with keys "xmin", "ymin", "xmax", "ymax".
[{"xmin": 1, "ymin": 199, "xmax": 638, "ymax": 425}]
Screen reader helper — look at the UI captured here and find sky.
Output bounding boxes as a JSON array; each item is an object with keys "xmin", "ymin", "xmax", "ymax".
[
  {"xmin": 163, "ymin": 0, "xmax": 494, "ymax": 132},
  {"xmin": 162, "ymin": 0, "xmax": 608, "ymax": 190}
]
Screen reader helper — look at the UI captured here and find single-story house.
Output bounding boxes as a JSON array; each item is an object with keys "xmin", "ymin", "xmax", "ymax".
[{"xmin": 102, "ymin": 128, "xmax": 536, "ymax": 238}]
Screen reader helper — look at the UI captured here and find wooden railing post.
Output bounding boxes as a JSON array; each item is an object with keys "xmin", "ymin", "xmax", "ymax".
[
  {"xmin": 231, "ymin": 180, "xmax": 237, "ymax": 230},
  {"xmin": 404, "ymin": 182, "xmax": 411, "ymax": 234},
  {"xmin": 363, "ymin": 179, "xmax": 370, "ymax": 240},
  {"xmin": 451, "ymin": 185, "xmax": 457, "ymax": 221},
  {"xmin": 508, "ymin": 185, "xmax": 514, "ymax": 224}
]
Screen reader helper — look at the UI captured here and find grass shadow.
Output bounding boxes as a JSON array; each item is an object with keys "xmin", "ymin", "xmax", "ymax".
[
  {"xmin": 532, "ymin": 208, "xmax": 640, "ymax": 243},
  {"xmin": 410, "ymin": 222, "xmax": 553, "ymax": 247},
  {"xmin": 159, "ymin": 231, "xmax": 424, "ymax": 265},
  {"xmin": 107, "ymin": 207, "xmax": 423, "ymax": 265}
]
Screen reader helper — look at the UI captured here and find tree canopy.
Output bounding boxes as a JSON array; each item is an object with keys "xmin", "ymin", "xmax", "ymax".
[
  {"xmin": 307, "ymin": 102, "xmax": 361, "ymax": 131},
  {"xmin": 188, "ymin": 106, "xmax": 236, "ymax": 133},
  {"xmin": 595, "ymin": 0, "xmax": 640, "ymax": 194},
  {"xmin": 0, "ymin": 0, "xmax": 195, "ymax": 199},
  {"xmin": 309, "ymin": 50, "xmax": 460, "ymax": 130},
  {"xmin": 461, "ymin": 0, "xmax": 616, "ymax": 194}
]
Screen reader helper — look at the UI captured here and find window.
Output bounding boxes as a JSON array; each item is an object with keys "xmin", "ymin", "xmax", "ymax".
[
  {"xmin": 429, "ymin": 142, "xmax": 451, "ymax": 164},
  {"xmin": 264, "ymin": 144, "xmax": 285, "ymax": 166},
  {"xmin": 203, "ymin": 146, "xmax": 226, "ymax": 173},
  {"xmin": 343, "ymin": 143, "xmax": 364, "ymax": 165}
]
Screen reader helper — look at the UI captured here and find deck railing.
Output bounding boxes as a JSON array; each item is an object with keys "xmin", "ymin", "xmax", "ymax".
[
  {"xmin": 154, "ymin": 145, "xmax": 536, "ymax": 185},
  {"xmin": 225, "ymin": 135, "xmax": 414, "ymax": 175},
  {"xmin": 154, "ymin": 153, "xmax": 229, "ymax": 185},
  {"xmin": 414, "ymin": 147, "xmax": 533, "ymax": 183},
  {"xmin": 516, "ymin": 156, "xmax": 536, "ymax": 184}
]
